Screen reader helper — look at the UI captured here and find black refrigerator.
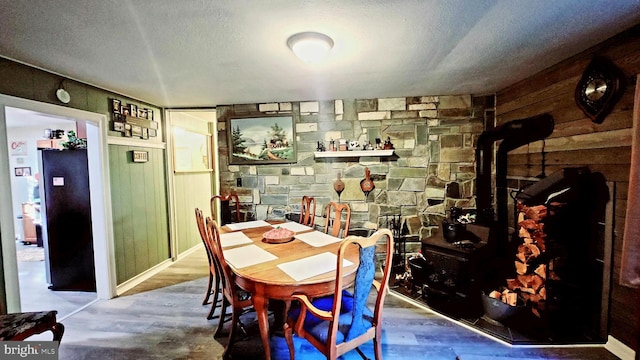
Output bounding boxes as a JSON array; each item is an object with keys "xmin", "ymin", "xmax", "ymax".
[{"xmin": 38, "ymin": 149, "xmax": 96, "ymax": 291}]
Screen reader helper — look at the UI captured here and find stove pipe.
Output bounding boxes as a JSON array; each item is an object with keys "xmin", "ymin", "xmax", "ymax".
[{"xmin": 475, "ymin": 114, "xmax": 555, "ymax": 232}]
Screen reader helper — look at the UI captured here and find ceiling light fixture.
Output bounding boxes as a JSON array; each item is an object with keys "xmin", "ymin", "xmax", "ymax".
[{"xmin": 287, "ymin": 32, "xmax": 334, "ymax": 64}]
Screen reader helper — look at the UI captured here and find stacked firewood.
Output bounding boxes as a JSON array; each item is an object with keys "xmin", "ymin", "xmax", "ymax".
[{"xmin": 489, "ymin": 203, "xmax": 559, "ymax": 318}]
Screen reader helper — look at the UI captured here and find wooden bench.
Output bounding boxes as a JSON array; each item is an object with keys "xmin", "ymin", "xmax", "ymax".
[{"xmin": 0, "ymin": 311, "xmax": 64, "ymax": 341}]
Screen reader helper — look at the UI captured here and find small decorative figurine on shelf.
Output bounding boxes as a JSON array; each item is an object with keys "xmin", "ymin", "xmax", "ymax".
[
  {"xmin": 348, "ymin": 140, "xmax": 359, "ymax": 151},
  {"xmin": 383, "ymin": 136, "xmax": 394, "ymax": 150},
  {"xmin": 338, "ymin": 139, "xmax": 347, "ymax": 151},
  {"xmin": 365, "ymin": 141, "xmax": 374, "ymax": 150},
  {"xmin": 316, "ymin": 141, "xmax": 326, "ymax": 152},
  {"xmin": 375, "ymin": 138, "xmax": 382, "ymax": 150},
  {"xmin": 329, "ymin": 139, "xmax": 336, "ymax": 151}
]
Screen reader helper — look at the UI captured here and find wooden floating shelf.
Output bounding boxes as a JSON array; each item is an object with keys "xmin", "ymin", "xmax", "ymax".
[{"xmin": 313, "ymin": 150, "xmax": 395, "ymax": 158}]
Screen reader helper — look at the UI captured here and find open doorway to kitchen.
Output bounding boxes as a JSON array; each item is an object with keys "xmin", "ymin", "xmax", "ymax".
[
  {"xmin": 6, "ymin": 107, "xmax": 97, "ymax": 318},
  {"xmin": 0, "ymin": 95, "xmax": 116, "ymax": 316}
]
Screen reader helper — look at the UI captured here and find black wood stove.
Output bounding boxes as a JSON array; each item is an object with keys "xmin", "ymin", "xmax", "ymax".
[
  {"xmin": 416, "ymin": 114, "xmax": 608, "ymax": 344},
  {"xmin": 420, "ymin": 114, "xmax": 555, "ymax": 319}
]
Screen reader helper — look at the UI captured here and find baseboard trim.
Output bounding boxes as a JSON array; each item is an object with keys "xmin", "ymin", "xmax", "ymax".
[
  {"xmin": 115, "ymin": 258, "xmax": 174, "ymax": 296},
  {"xmin": 606, "ymin": 335, "xmax": 636, "ymax": 360},
  {"xmin": 115, "ymin": 244, "xmax": 204, "ymax": 296}
]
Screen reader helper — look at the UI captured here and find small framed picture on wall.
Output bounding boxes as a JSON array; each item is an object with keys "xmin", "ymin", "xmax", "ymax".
[
  {"xmin": 131, "ymin": 125, "xmax": 142, "ymax": 138},
  {"xmin": 113, "ymin": 122, "xmax": 125, "ymax": 132},
  {"xmin": 14, "ymin": 167, "xmax": 31, "ymax": 176},
  {"xmin": 112, "ymin": 99, "xmax": 121, "ymax": 114}
]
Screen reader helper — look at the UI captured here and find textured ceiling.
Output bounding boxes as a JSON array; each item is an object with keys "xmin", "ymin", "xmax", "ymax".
[{"xmin": 1, "ymin": 1, "xmax": 640, "ymax": 108}]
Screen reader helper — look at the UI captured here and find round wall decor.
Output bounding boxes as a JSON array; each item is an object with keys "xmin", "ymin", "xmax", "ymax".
[
  {"xmin": 56, "ymin": 88, "xmax": 71, "ymax": 104},
  {"xmin": 575, "ymin": 56, "xmax": 625, "ymax": 124}
]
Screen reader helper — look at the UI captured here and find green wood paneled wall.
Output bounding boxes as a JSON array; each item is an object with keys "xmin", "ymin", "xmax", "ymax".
[
  {"xmin": 173, "ymin": 173, "xmax": 213, "ymax": 254},
  {"xmin": 108, "ymin": 145, "xmax": 170, "ymax": 284},
  {"xmin": 0, "ymin": 58, "xmax": 161, "ymax": 122},
  {"xmin": 0, "ymin": 57, "xmax": 170, "ymax": 287}
]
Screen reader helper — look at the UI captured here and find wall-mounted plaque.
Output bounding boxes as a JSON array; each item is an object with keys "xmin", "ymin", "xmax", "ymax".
[{"xmin": 132, "ymin": 150, "xmax": 149, "ymax": 163}]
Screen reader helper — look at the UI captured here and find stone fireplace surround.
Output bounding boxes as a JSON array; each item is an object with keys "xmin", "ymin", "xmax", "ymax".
[
  {"xmin": 215, "ymin": 94, "xmax": 612, "ymax": 346},
  {"xmin": 216, "ymin": 94, "xmax": 491, "ymax": 254}
]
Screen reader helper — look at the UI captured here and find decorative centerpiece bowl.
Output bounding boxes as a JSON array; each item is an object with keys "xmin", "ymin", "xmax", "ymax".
[{"xmin": 263, "ymin": 227, "xmax": 295, "ymax": 244}]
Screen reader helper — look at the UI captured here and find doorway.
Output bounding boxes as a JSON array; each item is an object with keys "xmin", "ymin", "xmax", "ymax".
[
  {"xmin": 5, "ymin": 107, "xmax": 97, "ymax": 317},
  {"xmin": 0, "ymin": 94, "xmax": 117, "ymax": 314},
  {"xmin": 165, "ymin": 109, "xmax": 218, "ymax": 257}
]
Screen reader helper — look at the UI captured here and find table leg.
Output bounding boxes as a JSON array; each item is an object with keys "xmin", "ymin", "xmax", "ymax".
[{"xmin": 253, "ymin": 294, "xmax": 271, "ymax": 360}]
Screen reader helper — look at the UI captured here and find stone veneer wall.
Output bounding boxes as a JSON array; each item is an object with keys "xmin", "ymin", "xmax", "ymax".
[{"xmin": 216, "ymin": 95, "xmax": 492, "ymax": 251}]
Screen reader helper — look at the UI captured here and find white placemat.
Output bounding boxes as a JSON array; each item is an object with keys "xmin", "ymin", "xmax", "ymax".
[
  {"xmin": 277, "ymin": 252, "xmax": 354, "ymax": 281},
  {"xmin": 223, "ymin": 244, "xmax": 278, "ymax": 269},
  {"xmin": 295, "ymin": 230, "xmax": 343, "ymax": 247},
  {"xmin": 225, "ymin": 220, "xmax": 271, "ymax": 231},
  {"xmin": 219, "ymin": 231, "xmax": 253, "ymax": 248},
  {"xmin": 271, "ymin": 222, "xmax": 313, "ymax": 233}
]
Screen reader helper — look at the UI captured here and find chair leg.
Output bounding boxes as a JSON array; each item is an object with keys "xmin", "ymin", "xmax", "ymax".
[
  {"xmin": 207, "ymin": 275, "xmax": 222, "ymax": 319},
  {"xmin": 223, "ymin": 306, "xmax": 241, "ymax": 360},
  {"xmin": 52, "ymin": 322, "xmax": 65, "ymax": 342},
  {"xmin": 214, "ymin": 298, "xmax": 229, "ymax": 338},
  {"xmin": 207, "ymin": 279, "xmax": 222, "ymax": 320},
  {"xmin": 206, "ymin": 297, "xmax": 218, "ymax": 320},
  {"xmin": 202, "ymin": 272, "xmax": 214, "ymax": 305},
  {"xmin": 355, "ymin": 346, "xmax": 370, "ymax": 360},
  {"xmin": 283, "ymin": 323, "xmax": 295, "ymax": 360},
  {"xmin": 373, "ymin": 331, "xmax": 382, "ymax": 360}
]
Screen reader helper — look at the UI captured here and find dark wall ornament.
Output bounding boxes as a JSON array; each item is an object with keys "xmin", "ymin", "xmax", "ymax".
[{"xmin": 574, "ymin": 56, "xmax": 625, "ymax": 124}]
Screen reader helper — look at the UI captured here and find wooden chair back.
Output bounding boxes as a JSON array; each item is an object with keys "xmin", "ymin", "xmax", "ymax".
[
  {"xmin": 195, "ymin": 208, "xmax": 220, "ymax": 316},
  {"xmin": 285, "ymin": 228, "xmax": 394, "ymax": 360},
  {"xmin": 195, "ymin": 208, "xmax": 214, "ymax": 272},
  {"xmin": 324, "ymin": 202, "xmax": 351, "ymax": 238},
  {"xmin": 204, "ymin": 217, "xmax": 235, "ymax": 303},
  {"xmin": 300, "ymin": 196, "xmax": 317, "ymax": 227},
  {"xmin": 210, "ymin": 194, "xmax": 241, "ymax": 225},
  {"xmin": 204, "ymin": 216, "xmax": 254, "ymax": 356}
]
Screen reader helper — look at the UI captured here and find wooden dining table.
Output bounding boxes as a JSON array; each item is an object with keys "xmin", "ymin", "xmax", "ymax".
[{"xmin": 220, "ymin": 220, "xmax": 359, "ymax": 360}]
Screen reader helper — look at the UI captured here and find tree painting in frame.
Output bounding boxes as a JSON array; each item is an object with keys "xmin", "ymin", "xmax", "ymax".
[{"xmin": 228, "ymin": 115, "xmax": 296, "ymax": 165}]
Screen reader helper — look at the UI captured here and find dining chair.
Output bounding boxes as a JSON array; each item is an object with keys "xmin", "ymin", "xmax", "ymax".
[
  {"xmin": 323, "ymin": 202, "xmax": 351, "ymax": 238},
  {"xmin": 300, "ymin": 196, "xmax": 317, "ymax": 227},
  {"xmin": 283, "ymin": 228, "xmax": 394, "ymax": 360},
  {"xmin": 211, "ymin": 194, "xmax": 241, "ymax": 225},
  {"xmin": 195, "ymin": 208, "xmax": 221, "ymax": 319},
  {"xmin": 204, "ymin": 216, "xmax": 254, "ymax": 358}
]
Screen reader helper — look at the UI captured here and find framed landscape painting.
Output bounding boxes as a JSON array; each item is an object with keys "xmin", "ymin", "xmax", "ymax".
[{"xmin": 227, "ymin": 115, "xmax": 296, "ymax": 165}]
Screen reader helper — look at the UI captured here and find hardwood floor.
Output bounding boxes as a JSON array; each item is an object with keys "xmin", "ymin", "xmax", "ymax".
[
  {"xmin": 28, "ymin": 246, "xmax": 620, "ymax": 359},
  {"xmin": 17, "ymin": 242, "xmax": 96, "ymax": 318}
]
